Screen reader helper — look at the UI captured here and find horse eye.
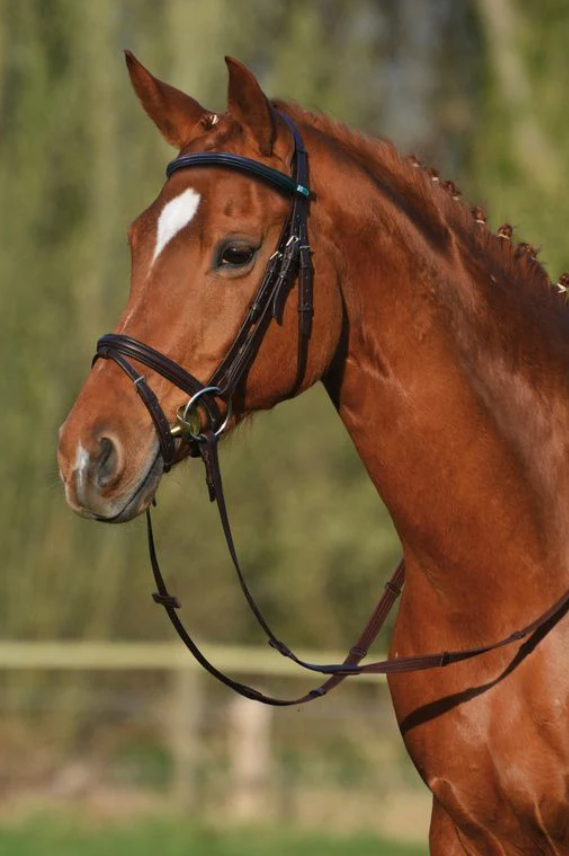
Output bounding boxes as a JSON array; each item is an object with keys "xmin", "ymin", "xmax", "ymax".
[{"xmin": 218, "ymin": 245, "xmax": 255, "ymax": 267}]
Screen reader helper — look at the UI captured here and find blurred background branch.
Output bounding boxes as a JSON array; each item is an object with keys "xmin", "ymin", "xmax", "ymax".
[{"xmin": 477, "ymin": 0, "xmax": 560, "ymax": 190}]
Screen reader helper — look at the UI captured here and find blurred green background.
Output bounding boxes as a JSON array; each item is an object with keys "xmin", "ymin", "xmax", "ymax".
[{"xmin": 1, "ymin": 0, "xmax": 568, "ymax": 853}]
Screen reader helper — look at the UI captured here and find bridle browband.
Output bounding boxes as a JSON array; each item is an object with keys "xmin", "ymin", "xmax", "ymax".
[
  {"xmin": 93, "ymin": 111, "xmax": 569, "ymax": 707},
  {"xmin": 166, "ymin": 151, "xmax": 311, "ymax": 198}
]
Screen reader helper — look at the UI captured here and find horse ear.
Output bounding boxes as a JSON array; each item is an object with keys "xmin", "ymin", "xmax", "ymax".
[
  {"xmin": 225, "ymin": 56, "xmax": 274, "ymax": 156},
  {"xmin": 124, "ymin": 50, "xmax": 208, "ymax": 148}
]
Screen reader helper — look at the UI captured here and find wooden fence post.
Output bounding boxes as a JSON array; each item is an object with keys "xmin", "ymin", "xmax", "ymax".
[
  {"xmin": 227, "ymin": 695, "xmax": 274, "ymax": 820},
  {"xmin": 167, "ymin": 666, "xmax": 203, "ymax": 808}
]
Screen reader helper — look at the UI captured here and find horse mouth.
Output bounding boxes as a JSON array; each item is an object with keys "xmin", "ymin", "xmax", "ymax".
[{"xmin": 92, "ymin": 451, "xmax": 164, "ymax": 524}]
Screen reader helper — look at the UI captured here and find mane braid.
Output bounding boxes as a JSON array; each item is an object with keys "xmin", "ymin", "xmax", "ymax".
[{"xmin": 274, "ymin": 99, "xmax": 561, "ymax": 312}]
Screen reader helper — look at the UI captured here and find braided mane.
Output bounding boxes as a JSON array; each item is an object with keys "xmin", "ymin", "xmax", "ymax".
[{"xmin": 274, "ymin": 99, "xmax": 566, "ymax": 309}]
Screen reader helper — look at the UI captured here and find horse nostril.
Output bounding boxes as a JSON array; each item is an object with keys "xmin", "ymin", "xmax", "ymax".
[{"xmin": 96, "ymin": 436, "xmax": 120, "ymax": 487}]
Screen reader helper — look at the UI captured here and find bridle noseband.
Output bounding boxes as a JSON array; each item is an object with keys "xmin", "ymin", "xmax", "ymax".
[{"xmin": 91, "ymin": 111, "xmax": 569, "ymax": 707}]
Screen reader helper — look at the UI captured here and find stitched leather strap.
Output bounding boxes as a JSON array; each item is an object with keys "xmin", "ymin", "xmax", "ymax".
[
  {"xmin": 147, "ymin": 450, "xmax": 406, "ymax": 707},
  {"xmin": 166, "ymin": 152, "xmax": 311, "ymax": 199},
  {"xmin": 94, "ymin": 335, "xmax": 223, "ymax": 468}
]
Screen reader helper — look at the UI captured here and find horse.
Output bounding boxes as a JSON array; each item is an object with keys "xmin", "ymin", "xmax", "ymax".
[{"xmin": 57, "ymin": 52, "xmax": 569, "ymax": 855}]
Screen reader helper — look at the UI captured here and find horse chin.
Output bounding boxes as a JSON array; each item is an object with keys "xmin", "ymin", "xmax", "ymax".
[{"xmin": 87, "ymin": 452, "xmax": 164, "ymax": 524}]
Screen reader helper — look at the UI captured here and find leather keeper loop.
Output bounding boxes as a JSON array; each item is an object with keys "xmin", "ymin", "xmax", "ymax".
[
  {"xmin": 350, "ymin": 645, "xmax": 368, "ymax": 659},
  {"xmin": 152, "ymin": 592, "xmax": 181, "ymax": 609},
  {"xmin": 384, "ymin": 580, "xmax": 402, "ymax": 597}
]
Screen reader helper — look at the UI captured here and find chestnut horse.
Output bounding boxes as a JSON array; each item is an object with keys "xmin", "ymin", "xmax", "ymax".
[{"xmin": 58, "ymin": 54, "xmax": 569, "ymax": 854}]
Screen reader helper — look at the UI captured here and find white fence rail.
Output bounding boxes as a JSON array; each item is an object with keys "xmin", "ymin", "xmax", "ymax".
[
  {"xmin": 0, "ymin": 641, "xmax": 388, "ymax": 817},
  {"xmin": 0, "ymin": 640, "xmax": 386, "ymax": 677}
]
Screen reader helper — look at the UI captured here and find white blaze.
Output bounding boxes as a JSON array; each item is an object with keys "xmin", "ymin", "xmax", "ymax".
[
  {"xmin": 73, "ymin": 442, "xmax": 90, "ymax": 500},
  {"xmin": 152, "ymin": 188, "xmax": 201, "ymax": 265}
]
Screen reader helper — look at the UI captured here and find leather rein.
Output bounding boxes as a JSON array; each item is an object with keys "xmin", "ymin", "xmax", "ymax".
[{"xmin": 94, "ymin": 112, "xmax": 569, "ymax": 706}]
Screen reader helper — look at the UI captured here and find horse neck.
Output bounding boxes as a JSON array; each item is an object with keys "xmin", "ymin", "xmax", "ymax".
[{"xmin": 310, "ymin": 131, "xmax": 569, "ymax": 630}]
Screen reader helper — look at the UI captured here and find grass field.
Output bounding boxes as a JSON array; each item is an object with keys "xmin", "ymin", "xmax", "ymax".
[{"xmin": 0, "ymin": 814, "xmax": 429, "ymax": 856}]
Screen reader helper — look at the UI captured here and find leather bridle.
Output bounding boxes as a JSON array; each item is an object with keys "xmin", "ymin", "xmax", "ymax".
[
  {"xmin": 93, "ymin": 111, "xmax": 569, "ymax": 706},
  {"xmin": 97, "ymin": 113, "xmax": 313, "ymax": 471}
]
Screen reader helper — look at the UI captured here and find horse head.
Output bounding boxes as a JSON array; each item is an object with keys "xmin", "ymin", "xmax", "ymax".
[{"xmin": 57, "ymin": 54, "xmax": 342, "ymax": 522}]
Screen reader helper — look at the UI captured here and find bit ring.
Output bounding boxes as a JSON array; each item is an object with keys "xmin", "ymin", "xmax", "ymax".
[{"xmin": 177, "ymin": 386, "xmax": 232, "ymax": 441}]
